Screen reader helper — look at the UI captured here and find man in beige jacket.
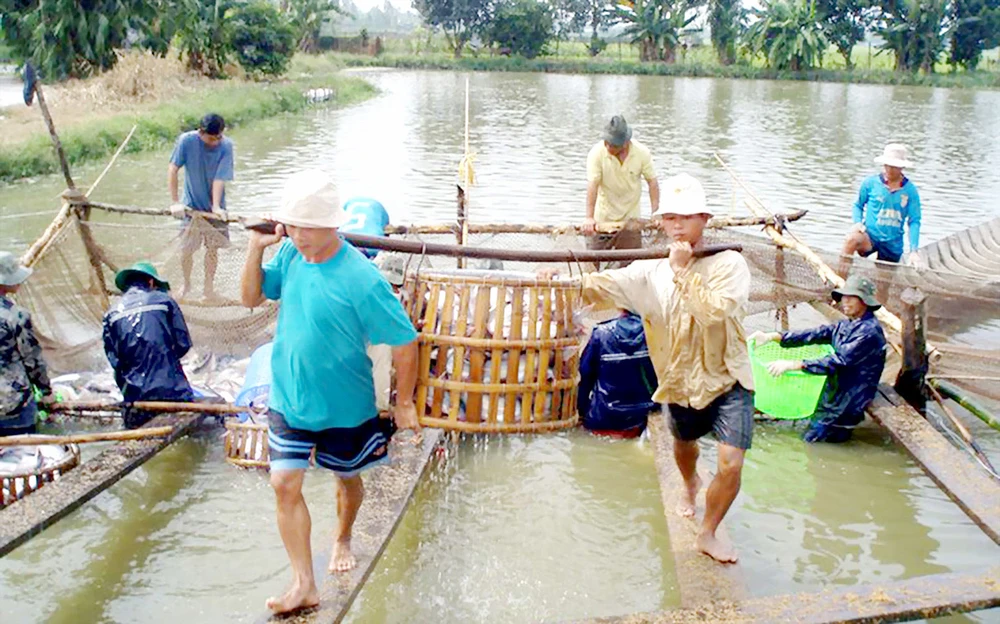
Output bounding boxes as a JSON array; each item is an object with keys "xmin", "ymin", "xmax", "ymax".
[{"xmin": 553, "ymin": 173, "xmax": 753, "ymax": 563}]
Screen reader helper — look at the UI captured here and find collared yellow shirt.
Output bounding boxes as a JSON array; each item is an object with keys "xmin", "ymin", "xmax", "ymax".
[
  {"xmin": 580, "ymin": 251, "xmax": 753, "ymax": 410},
  {"xmin": 587, "ymin": 139, "xmax": 656, "ymax": 223}
]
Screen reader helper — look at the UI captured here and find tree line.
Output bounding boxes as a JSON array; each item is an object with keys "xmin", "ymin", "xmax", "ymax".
[
  {"xmin": 0, "ymin": 0, "xmax": 345, "ymax": 79},
  {"xmin": 414, "ymin": 0, "xmax": 1000, "ymax": 71}
]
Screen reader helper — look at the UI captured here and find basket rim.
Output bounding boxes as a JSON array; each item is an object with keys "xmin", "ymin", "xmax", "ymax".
[{"xmin": 747, "ymin": 339, "xmax": 834, "ymax": 379}]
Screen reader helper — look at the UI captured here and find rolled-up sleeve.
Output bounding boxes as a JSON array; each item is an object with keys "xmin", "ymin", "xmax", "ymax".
[{"xmin": 672, "ymin": 254, "xmax": 750, "ymax": 327}]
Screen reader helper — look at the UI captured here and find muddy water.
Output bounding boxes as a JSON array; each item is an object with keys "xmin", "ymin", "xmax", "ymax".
[{"xmin": 1, "ymin": 70, "xmax": 999, "ymax": 623}]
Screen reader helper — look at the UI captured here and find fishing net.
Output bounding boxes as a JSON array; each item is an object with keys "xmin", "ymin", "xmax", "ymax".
[{"xmin": 13, "ymin": 207, "xmax": 1000, "ymax": 404}]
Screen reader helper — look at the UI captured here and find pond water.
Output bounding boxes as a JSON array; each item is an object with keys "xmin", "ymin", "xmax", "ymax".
[{"xmin": 1, "ymin": 69, "xmax": 999, "ymax": 623}]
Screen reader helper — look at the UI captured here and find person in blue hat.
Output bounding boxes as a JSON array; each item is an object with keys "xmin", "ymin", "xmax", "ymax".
[
  {"xmin": 338, "ymin": 197, "xmax": 391, "ymax": 259},
  {"xmin": 103, "ymin": 261, "xmax": 194, "ymax": 429},
  {"xmin": 750, "ymin": 275, "xmax": 887, "ymax": 443}
]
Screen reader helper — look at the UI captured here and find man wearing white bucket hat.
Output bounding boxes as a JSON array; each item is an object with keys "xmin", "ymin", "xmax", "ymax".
[
  {"xmin": 240, "ymin": 170, "xmax": 420, "ymax": 615},
  {"xmin": 548, "ymin": 173, "xmax": 753, "ymax": 564},
  {"xmin": 841, "ymin": 143, "xmax": 922, "ymax": 270}
]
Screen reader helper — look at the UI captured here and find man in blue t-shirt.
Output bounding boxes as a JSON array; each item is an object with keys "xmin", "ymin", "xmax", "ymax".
[
  {"xmin": 840, "ymin": 143, "xmax": 922, "ymax": 276},
  {"xmin": 339, "ymin": 197, "xmax": 391, "ymax": 259},
  {"xmin": 241, "ymin": 169, "xmax": 419, "ymax": 617},
  {"xmin": 168, "ymin": 113, "xmax": 235, "ymax": 302}
]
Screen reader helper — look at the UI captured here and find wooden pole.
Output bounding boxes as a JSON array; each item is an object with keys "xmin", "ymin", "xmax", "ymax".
[
  {"xmin": 776, "ymin": 247, "xmax": 789, "ymax": 331},
  {"xmin": 245, "ymin": 220, "xmax": 742, "ymax": 263},
  {"xmin": 30, "ymin": 81, "xmax": 75, "ymax": 190},
  {"xmin": 931, "ymin": 379, "xmax": 1000, "ymax": 434},
  {"xmin": 86, "ymin": 123, "xmax": 138, "ymax": 198},
  {"xmin": 894, "ymin": 287, "xmax": 928, "ymax": 413},
  {"xmin": 52, "ymin": 400, "xmax": 248, "ymax": 415},
  {"xmin": 0, "ymin": 427, "xmax": 174, "ymax": 447},
  {"xmin": 927, "ymin": 384, "xmax": 998, "ymax": 475}
]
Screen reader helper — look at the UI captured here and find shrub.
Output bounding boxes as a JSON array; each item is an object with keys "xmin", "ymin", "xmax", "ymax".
[{"xmin": 227, "ymin": 1, "xmax": 297, "ymax": 76}]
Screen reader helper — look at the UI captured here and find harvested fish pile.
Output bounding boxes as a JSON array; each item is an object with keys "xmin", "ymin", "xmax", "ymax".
[{"xmin": 0, "ymin": 443, "xmax": 80, "ymax": 508}]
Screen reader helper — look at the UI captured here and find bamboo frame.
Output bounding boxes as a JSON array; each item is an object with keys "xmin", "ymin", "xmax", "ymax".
[
  {"xmin": 407, "ymin": 270, "xmax": 581, "ymax": 433},
  {"xmin": 0, "ymin": 443, "xmax": 80, "ymax": 509},
  {"xmin": 223, "ymin": 421, "xmax": 270, "ymax": 469}
]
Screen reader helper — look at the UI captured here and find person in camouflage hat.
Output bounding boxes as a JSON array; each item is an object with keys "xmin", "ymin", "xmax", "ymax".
[{"xmin": 0, "ymin": 251, "xmax": 55, "ymax": 436}]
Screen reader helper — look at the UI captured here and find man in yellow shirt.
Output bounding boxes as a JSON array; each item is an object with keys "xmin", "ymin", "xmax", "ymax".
[
  {"xmin": 551, "ymin": 173, "xmax": 751, "ymax": 564},
  {"xmin": 583, "ymin": 115, "xmax": 660, "ymax": 257}
]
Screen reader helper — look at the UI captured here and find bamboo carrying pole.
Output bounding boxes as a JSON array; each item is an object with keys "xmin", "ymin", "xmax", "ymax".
[
  {"xmin": 0, "ymin": 427, "xmax": 174, "ymax": 447},
  {"xmin": 245, "ymin": 220, "xmax": 741, "ymax": 263}
]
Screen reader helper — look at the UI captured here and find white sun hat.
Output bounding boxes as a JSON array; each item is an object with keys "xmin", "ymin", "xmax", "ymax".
[
  {"xmin": 273, "ymin": 170, "xmax": 347, "ymax": 229},
  {"xmin": 874, "ymin": 144, "xmax": 913, "ymax": 169},
  {"xmin": 652, "ymin": 172, "xmax": 713, "ymax": 217}
]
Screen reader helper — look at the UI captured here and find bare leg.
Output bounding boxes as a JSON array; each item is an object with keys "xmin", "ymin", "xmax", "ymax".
[
  {"xmin": 673, "ymin": 438, "xmax": 702, "ymax": 518},
  {"xmin": 203, "ymin": 246, "xmax": 220, "ymax": 301},
  {"xmin": 180, "ymin": 251, "xmax": 194, "ymax": 301},
  {"xmin": 266, "ymin": 469, "xmax": 320, "ymax": 614},
  {"xmin": 696, "ymin": 443, "xmax": 745, "ymax": 564},
  {"xmin": 838, "ymin": 230, "xmax": 872, "ymax": 279},
  {"xmin": 329, "ymin": 475, "xmax": 364, "ymax": 573}
]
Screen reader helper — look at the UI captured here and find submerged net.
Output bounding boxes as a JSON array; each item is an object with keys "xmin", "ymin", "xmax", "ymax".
[{"xmin": 14, "ymin": 208, "xmax": 1000, "ymax": 403}]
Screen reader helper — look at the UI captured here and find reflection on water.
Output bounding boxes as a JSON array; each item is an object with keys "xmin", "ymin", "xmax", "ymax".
[
  {"xmin": 345, "ymin": 431, "xmax": 678, "ymax": 624},
  {"xmin": 3, "ymin": 70, "xmax": 1000, "ymax": 254}
]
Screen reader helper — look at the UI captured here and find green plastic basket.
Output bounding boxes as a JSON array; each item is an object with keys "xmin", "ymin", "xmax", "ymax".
[{"xmin": 748, "ymin": 340, "xmax": 835, "ymax": 420}]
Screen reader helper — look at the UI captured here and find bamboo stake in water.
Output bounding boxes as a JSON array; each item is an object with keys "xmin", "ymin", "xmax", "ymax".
[{"xmin": 927, "ymin": 384, "xmax": 998, "ymax": 475}]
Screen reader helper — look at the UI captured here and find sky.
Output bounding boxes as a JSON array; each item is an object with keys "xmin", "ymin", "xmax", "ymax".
[{"xmin": 349, "ymin": 0, "xmax": 416, "ymax": 12}]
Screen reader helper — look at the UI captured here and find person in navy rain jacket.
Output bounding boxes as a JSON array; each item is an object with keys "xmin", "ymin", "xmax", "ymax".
[
  {"xmin": 750, "ymin": 275, "xmax": 887, "ymax": 443},
  {"xmin": 103, "ymin": 261, "xmax": 194, "ymax": 429},
  {"xmin": 577, "ymin": 310, "xmax": 658, "ymax": 438}
]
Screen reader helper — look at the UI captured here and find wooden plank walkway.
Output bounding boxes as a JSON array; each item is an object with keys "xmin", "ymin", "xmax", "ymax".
[
  {"xmin": 0, "ymin": 413, "xmax": 204, "ymax": 557},
  {"xmin": 867, "ymin": 385, "xmax": 1000, "ymax": 545},
  {"xmin": 647, "ymin": 415, "xmax": 746, "ymax": 608},
  {"xmin": 256, "ymin": 429, "xmax": 442, "ymax": 624},
  {"xmin": 570, "ymin": 566, "xmax": 1000, "ymax": 623}
]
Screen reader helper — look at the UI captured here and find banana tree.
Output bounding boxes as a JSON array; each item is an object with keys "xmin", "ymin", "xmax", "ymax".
[
  {"xmin": 745, "ymin": 0, "xmax": 829, "ymax": 71},
  {"xmin": 877, "ymin": 0, "xmax": 949, "ymax": 72},
  {"xmin": 616, "ymin": 0, "xmax": 702, "ymax": 62}
]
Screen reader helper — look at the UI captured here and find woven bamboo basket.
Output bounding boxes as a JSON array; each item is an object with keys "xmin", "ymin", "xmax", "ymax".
[
  {"xmin": 405, "ymin": 269, "xmax": 583, "ymax": 433},
  {"xmin": 0, "ymin": 441, "xmax": 81, "ymax": 509},
  {"xmin": 224, "ymin": 420, "xmax": 270, "ymax": 469}
]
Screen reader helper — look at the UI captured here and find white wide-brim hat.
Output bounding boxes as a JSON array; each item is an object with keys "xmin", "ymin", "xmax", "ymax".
[
  {"xmin": 652, "ymin": 172, "xmax": 713, "ymax": 217},
  {"xmin": 273, "ymin": 170, "xmax": 346, "ymax": 229},
  {"xmin": 874, "ymin": 143, "xmax": 913, "ymax": 169}
]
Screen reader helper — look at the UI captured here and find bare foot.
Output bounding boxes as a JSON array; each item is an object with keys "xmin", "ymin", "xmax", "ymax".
[
  {"xmin": 329, "ymin": 539, "xmax": 357, "ymax": 573},
  {"xmin": 202, "ymin": 290, "xmax": 225, "ymax": 305},
  {"xmin": 676, "ymin": 474, "xmax": 702, "ymax": 518},
  {"xmin": 696, "ymin": 531, "xmax": 739, "ymax": 564},
  {"xmin": 265, "ymin": 581, "xmax": 319, "ymax": 615}
]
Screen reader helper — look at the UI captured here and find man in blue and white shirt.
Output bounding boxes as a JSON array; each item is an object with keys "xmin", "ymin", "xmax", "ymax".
[{"xmin": 840, "ymin": 144, "xmax": 922, "ymax": 270}]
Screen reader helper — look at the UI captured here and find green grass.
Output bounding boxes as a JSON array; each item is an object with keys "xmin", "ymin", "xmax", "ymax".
[
  {"xmin": 348, "ymin": 35, "xmax": 1000, "ymax": 89},
  {"xmin": 0, "ymin": 55, "xmax": 376, "ymax": 183}
]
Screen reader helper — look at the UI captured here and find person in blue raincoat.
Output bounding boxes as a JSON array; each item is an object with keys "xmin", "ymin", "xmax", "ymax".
[
  {"xmin": 577, "ymin": 310, "xmax": 658, "ymax": 438},
  {"xmin": 102, "ymin": 262, "xmax": 194, "ymax": 429},
  {"xmin": 750, "ymin": 275, "xmax": 887, "ymax": 443},
  {"xmin": 339, "ymin": 197, "xmax": 391, "ymax": 259}
]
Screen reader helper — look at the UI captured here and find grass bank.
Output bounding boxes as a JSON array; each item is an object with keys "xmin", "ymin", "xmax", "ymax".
[
  {"xmin": 334, "ymin": 51, "xmax": 1000, "ymax": 89},
  {"xmin": 0, "ymin": 53, "xmax": 375, "ymax": 183}
]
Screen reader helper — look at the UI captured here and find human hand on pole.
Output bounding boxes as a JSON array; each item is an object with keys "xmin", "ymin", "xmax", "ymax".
[
  {"xmin": 766, "ymin": 360, "xmax": 802, "ymax": 377},
  {"xmin": 906, "ymin": 252, "xmax": 923, "ymax": 269},
  {"xmin": 249, "ymin": 222, "xmax": 285, "ymax": 249},
  {"xmin": 748, "ymin": 331, "xmax": 781, "ymax": 347},
  {"xmin": 582, "ymin": 217, "xmax": 597, "ymax": 235},
  {"xmin": 668, "ymin": 241, "xmax": 694, "ymax": 272},
  {"xmin": 536, "ymin": 267, "xmax": 562, "ymax": 280},
  {"xmin": 169, "ymin": 203, "xmax": 188, "ymax": 219}
]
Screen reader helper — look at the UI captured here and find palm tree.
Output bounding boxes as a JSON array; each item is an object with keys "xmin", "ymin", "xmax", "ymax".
[{"xmin": 745, "ymin": 0, "xmax": 829, "ymax": 71}]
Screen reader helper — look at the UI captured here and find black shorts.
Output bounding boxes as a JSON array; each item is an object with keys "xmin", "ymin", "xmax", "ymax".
[
  {"xmin": 267, "ymin": 410, "xmax": 396, "ymax": 477},
  {"xmin": 860, "ymin": 238, "xmax": 902, "ymax": 263},
  {"xmin": 666, "ymin": 384, "xmax": 754, "ymax": 450}
]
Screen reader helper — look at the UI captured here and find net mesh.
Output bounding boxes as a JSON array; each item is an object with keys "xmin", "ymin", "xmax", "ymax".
[{"xmin": 14, "ymin": 209, "xmax": 1000, "ymax": 402}]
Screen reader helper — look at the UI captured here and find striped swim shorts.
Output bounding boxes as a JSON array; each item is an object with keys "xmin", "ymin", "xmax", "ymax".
[{"xmin": 267, "ymin": 410, "xmax": 396, "ymax": 477}]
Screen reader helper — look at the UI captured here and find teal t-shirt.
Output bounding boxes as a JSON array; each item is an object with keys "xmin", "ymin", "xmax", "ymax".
[{"xmin": 262, "ymin": 240, "xmax": 417, "ymax": 431}]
